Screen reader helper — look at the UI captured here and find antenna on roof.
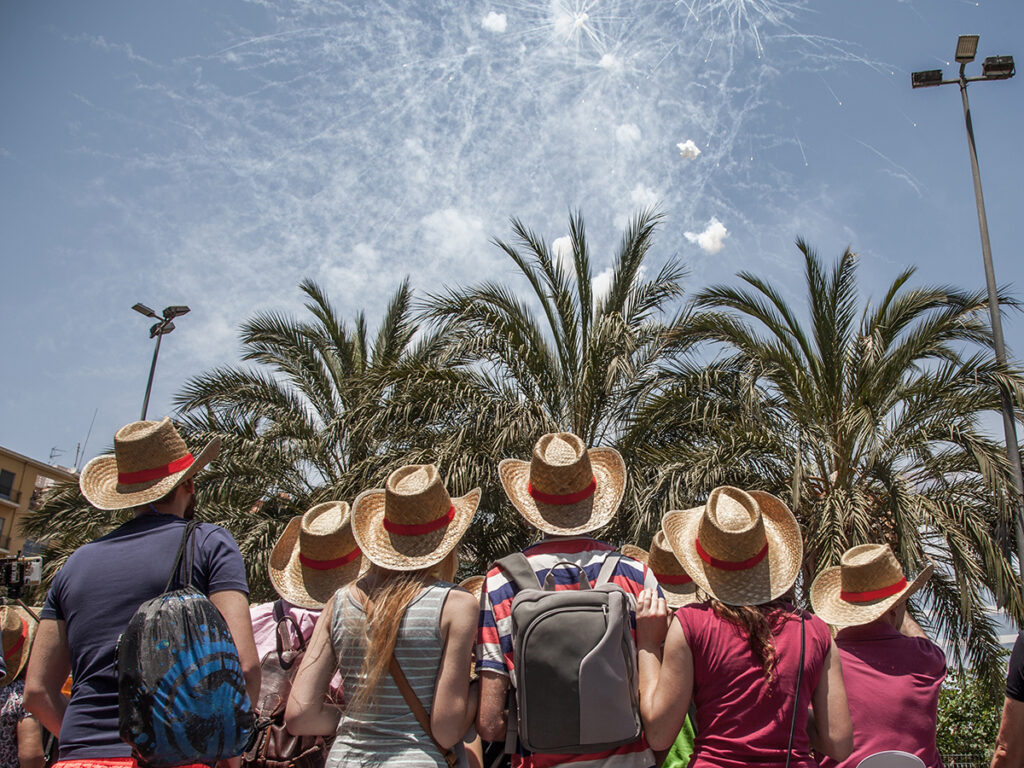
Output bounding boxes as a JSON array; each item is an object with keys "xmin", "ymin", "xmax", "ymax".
[{"xmin": 77, "ymin": 408, "xmax": 98, "ymax": 472}]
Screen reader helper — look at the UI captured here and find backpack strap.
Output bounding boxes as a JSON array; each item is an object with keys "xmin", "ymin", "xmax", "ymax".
[
  {"xmin": 784, "ymin": 613, "xmax": 806, "ymax": 768},
  {"xmin": 594, "ymin": 552, "xmax": 622, "ymax": 587},
  {"xmin": 162, "ymin": 519, "xmax": 199, "ymax": 593},
  {"xmin": 494, "ymin": 553, "xmax": 541, "ymax": 591}
]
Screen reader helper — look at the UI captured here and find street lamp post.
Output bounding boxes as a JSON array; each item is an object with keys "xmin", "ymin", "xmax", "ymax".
[
  {"xmin": 132, "ymin": 303, "xmax": 191, "ymax": 420},
  {"xmin": 912, "ymin": 36, "xmax": 1024, "ymax": 581}
]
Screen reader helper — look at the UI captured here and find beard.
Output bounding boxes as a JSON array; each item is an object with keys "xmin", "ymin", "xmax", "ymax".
[{"xmin": 184, "ymin": 492, "xmax": 197, "ymax": 520}]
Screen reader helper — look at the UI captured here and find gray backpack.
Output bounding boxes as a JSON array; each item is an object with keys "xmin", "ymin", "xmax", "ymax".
[{"xmin": 494, "ymin": 552, "xmax": 642, "ymax": 754}]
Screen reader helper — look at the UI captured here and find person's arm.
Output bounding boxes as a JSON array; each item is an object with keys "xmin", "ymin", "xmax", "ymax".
[
  {"xmin": 476, "ymin": 672, "xmax": 509, "ymax": 743},
  {"xmin": 637, "ymin": 590, "xmax": 691, "ymax": 752},
  {"xmin": 208, "ymin": 589, "xmax": 261, "ymax": 707},
  {"xmin": 808, "ymin": 640, "xmax": 852, "ymax": 760},
  {"xmin": 285, "ymin": 599, "xmax": 343, "ymax": 735},
  {"xmin": 475, "ymin": 572, "xmax": 510, "ymax": 743},
  {"xmin": 431, "ymin": 588, "xmax": 481, "ymax": 749},
  {"xmin": 22, "ymin": 619, "xmax": 71, "ymax": 738},
  {"xmin": 17, "ymin": 715, "xmax": 46, "ymax": 768},
  {"xmin": 992, "ymin": 697, "xmax": 1024, "ymax": 768}
]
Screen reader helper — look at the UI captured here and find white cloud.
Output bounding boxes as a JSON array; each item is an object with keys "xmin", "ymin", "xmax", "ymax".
[
  {"xmin": 592, "ymin": 267, "xmax": 614, "ymax": 304},
  {"xmin": 684, "ymin": 217, "xmax": 729, "ymax": 254},
  {"xmin": 552, "ymin": 235, "xmax": 573, "ymax": 273},
  {"xmin": 629, "ymin": 183, "xmax": 659, "ymax": 210},
  {"xmin": 616, "ymin": 124, "xmax": 641, "ymax": 146},
  {"xmin": 677, "ymin": 139, "xmax": 701, "ymax": 159},
  {"xmin": 481, "ymin": 12, "xmax": 507, "ymax": 33},
  {"xmin": 419, "ymin": 208, "xmax": 487, "ymax": 264}
]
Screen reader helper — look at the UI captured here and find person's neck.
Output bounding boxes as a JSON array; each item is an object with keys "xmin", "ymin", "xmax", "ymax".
[{"xmin": 134, "ymin": 502, "xmax": 184, "ymax": 519}]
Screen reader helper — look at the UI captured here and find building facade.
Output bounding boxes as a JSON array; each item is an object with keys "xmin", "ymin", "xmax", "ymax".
[{"xmin": 0, "ymin": 445, "xmax": 77, "ymax": 555}]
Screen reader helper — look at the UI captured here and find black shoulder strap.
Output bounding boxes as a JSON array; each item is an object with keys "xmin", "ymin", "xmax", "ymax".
[
  {"xmin": 163, "ymin": 519, "xmax": 199, "ymax": 593},
  {"xmin": 494, "ymin": 552, "xmax": 540, "ymax": 591},
  {"xmin": 273, "ymin": 598, "xmax": 285, "ymax": 622},
  {"xmin": 785, "ymin": 614, "xmax": 806, "ymax": 768}
]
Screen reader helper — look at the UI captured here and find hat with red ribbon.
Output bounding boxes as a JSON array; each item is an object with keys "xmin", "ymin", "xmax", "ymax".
[
  {"xmin": 1, "ymin": 605, "xmax": 36, "ymax": 687},
  {"xmin": 351, "ymin": 464, "xmax": 480, "ymax": 571},
  {"xmin": 268, "ymin": 501, "xmax": 365, "ymax": 609},
  {"xmin": 498, "ymin": 432, "xmax": 626, "ymax": 536},
  {"xmin": 79, "ymin": 418, "xmax": 220, "ymax": 511},
  {"xmin": 662, "ymin": 486, "xmax": 803, "ymax": 607},
  {"xmin": 622, "ymin": 529, "xmax": 699, "ymax": 608},
  {"xmin": 810, "ymin": 544, "xmax": 932, "ymax": 628}
]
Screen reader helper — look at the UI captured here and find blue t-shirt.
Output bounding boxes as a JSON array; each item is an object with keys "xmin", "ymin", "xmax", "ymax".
[{"xmin": 40, "ymin": 511, "xmax": 248, "ymax": 760}]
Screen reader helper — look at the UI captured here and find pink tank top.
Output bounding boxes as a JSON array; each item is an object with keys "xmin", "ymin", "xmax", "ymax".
[{"xmin": 675, "ymin": 602, "xmax": 831, "ymax": 768}]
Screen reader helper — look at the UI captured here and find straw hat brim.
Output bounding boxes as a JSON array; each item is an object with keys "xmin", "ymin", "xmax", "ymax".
[
  {"xmin": 351, "ymin": 487, "xmax": 480, "ymax": 571},
  {"xmin": 458, "ymin": 575, "xmax": 486, "ymax": 604},
  {"xmin": 498, "ymin": 448, "xmax": 625, "ymax": 536},
  {"xmin": 79, "ymin": 437, "xmax": 220, "ymax": 511},
  {"xmin": 621, "ymin": 545, "xmax": 700, "ymax": 609},
  {"xmin": 810, "ymin": 561, "xmax": 933, "ymax": 628},
  {"xmin": 662, "ymin": 491, "xmax": 803, "ymax": 607},
  {"xmin": 267, "ymin": 515, "xmax": 365, "ymax": 609},
  {"xmin": 1, "ymin": 608, "xmax": 36, "ymax": 687}
]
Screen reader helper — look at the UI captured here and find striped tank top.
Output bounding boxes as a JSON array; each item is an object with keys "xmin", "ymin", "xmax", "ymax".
[{"xmin": 327, "ymin": 582, "xmax": 453, "ymax": 768}]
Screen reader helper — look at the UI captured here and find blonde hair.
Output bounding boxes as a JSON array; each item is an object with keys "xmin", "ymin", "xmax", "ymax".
[{"xmin": 349, "ymin": 549, "xmax": 459, "ymax": 714}]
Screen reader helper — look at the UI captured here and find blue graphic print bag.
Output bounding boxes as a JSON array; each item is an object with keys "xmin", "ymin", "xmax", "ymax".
[{"xmin": 117, "ymin": 520, "xmax": 253, "ymax": 767}]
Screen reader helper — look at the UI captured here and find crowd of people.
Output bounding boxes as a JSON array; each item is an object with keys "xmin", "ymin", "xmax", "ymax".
[{"xmin": 1, "ymin": 417, "xmax": 1024, "ymax": 768}]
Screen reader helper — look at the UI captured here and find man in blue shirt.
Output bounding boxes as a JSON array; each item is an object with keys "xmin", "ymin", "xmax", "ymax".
[{"xmin": 24, "ymin": 417, "xmax": 260, "ymax": 765}]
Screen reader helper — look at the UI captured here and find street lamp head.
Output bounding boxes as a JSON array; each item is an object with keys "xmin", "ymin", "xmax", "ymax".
[
  {"xmin": 911, "ymin": 69, "xmax": 944, "ymax": 88},
  {"xmin": 132, "ymin": 302, "xmax": 158, "ymax": 319},
  {"xmin": 982, "ymin": 55, "xmax": 1015, "ymax": 80},
  {"xmin": 956, "ymin": 34, "xmax": 979, "ymax": 64},
  {"xmin": 149, "ymin": 320, "xmax": 176, "ymax": 338},
  {"xmin": 162, "ymin": 305, "xmax": 191, "ymax": 319}
]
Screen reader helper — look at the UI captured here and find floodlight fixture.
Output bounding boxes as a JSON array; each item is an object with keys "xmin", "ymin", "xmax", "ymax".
[
  {"xmin": 956, "ymin": 34, "xmax": 979, "ymax": 64},
  {"xmin": 911, "ymin": 69, "xmax": 944, "ymax": 88},
  {"xmin": 134, "ymin": 300, "xmax": 189, "ymax": 418},
  {"xmin": 163, "ymin": 305, "xmax": 191, "ymax": 319},
  {"xmin": 149, "ymin": 321, "xmax": 176, "ymax": 338},
  {"xmin": 982, "ymin": 55, "xmax": 1015, "ymax": 80},
  {"xmin": 912, "ymin": 34, "xmax": 1024, "ymax": 584}
]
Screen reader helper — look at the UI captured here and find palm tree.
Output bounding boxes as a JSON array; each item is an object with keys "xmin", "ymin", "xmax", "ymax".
[
  {"xmin": 25, "ymin": 279, "xmax": 448, "ymax": 601},
  {"xmin": 415, "ymin": 208, "xmax": 696, "ymax": 565},
  {"xmin": 171, "ymin": 277, "xmax": 457, "ymax": 599},
  {"xmin": 634, "ymin": 239, "xmax": 1024, "ymax": 677}
]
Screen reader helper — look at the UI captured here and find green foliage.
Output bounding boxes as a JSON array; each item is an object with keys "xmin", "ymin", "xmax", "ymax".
[
  {"xmin": 937, "ymin": 668, "xmax": 1003, "ymax": 759},
  {"xmin": 636, "ymin": 240, "xmax": 1024, "ymax": 679},
  {"xmin": 20, "ymin": 220, "xmax": 1024, "ymax": 681}
]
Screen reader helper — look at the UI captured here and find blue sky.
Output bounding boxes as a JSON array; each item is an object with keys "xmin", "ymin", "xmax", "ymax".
[{"xmin": 2, "ymin": 0, "xmax": 1022, "ymax": 468}]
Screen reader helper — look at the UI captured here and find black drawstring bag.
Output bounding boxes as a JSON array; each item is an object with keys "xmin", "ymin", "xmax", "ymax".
[{"xmin": 117, "ymin": 520, "xmax": 253, "ymax": 767}]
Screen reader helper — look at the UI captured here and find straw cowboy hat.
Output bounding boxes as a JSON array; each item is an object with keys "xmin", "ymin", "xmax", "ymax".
[
  {"xmin": 499, "ymin": 432, "xmax": 626, "ymax": 536},
  {"xmin": 268, "ymin": 501, "xmax": 365, "ymax": 609},
  {"xmin": 79, "ymin": 418, "xmax": 220, "ymax": 511},
  {"xmin": 810, "ymin": 544, "xmax": 933, "ymax": 628},
  {"xmin": 1, "ymin": 606, "xmax": 36, "ymax": 687},
  {"xmin": 662, "ymin": 486, "xmax": 803, "ymax": 607},
  {"xmin": 351, "ymin": 464, "xmax": 480, "ymax": 572},
  {"xmin": 622, "ymin": 530, "xmax": 700, "ymax": 608}
]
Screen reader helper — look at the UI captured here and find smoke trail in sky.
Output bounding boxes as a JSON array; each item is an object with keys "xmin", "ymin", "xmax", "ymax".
[{"xmin": 66, "ymin": 0, "xmax": 881, "ymax": 352}]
